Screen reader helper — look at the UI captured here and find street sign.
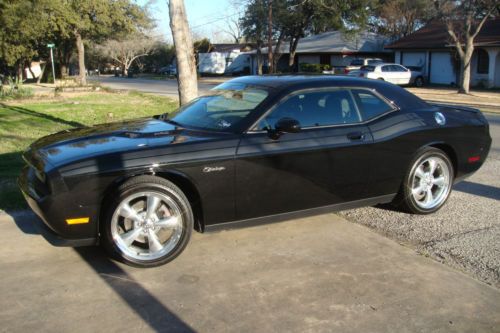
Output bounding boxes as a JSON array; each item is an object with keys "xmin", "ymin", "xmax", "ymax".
[{"xmin": 47, "ymin": 44, "xmax": 56, "ymax": 85}]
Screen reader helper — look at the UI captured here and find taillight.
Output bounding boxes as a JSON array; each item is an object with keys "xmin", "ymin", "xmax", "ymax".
[{"xmin": 344, "ymin": 68, "xmax": 349, "ymax": 74}]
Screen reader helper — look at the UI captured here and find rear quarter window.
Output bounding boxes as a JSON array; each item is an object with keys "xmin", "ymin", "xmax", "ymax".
[{"xmin": 352, "ymin": 89, "xmax": 394, "ymax": 120}]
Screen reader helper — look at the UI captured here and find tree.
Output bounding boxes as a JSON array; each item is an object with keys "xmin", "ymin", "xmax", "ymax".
[
  {"xmin": 435, "ymin": 0, "xmax": 499, "ymax": 93},
  {"xmin": 97, "ymin": 34, "xmax": 156, "ymax": 76},
  {"xmin": 141, "ymin": 41, "xmax": 176, "ymax": 72},
  {"xmin": 168, "ymin": 0, "xmax": 198, "ymax": 104},
  {"xmin": 282, "ymin": 0, "xmax": 315, "ymax": 69},
  {"xmin": 66, "ymin": 0, "xmax": 152, "ymax": 85},
  {"xmin": 0, "ymin": 0, "xmax": 50, "ymax": 79},
  {"xmin": 241, "ymin": 0, "xmax": 268, "ymax": 74},
  {"xmin": 374, "ymin": 0, "xmax": 435, "ymax": 39},
  {"xmin": 219, "ymin": 0, "xmax": 245, "ymax": 43},
  {"xmin": 241, "ymin": 0, "xmax": 375, "ymax": 74}
]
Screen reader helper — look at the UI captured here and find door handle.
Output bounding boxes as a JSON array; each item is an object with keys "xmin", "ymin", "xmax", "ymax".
[{"xmin": 347, "ymin": 132, "xmax": 365, "ymax": 141}]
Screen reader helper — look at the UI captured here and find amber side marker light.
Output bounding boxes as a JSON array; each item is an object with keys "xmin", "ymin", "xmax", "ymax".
[
  {"xmin": 468, "ymin": 156, "xmax": 480, "ymax": 163},
  {"xmin": 66, "ymin": 217, "xmax": 90, "ymax": 225}
]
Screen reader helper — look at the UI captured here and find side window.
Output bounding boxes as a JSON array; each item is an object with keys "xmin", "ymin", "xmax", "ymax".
[
  {"xmin": 256, "ymin": 90, "xmax": 362, "ymax": 130},
  {"xmin": 381, "ymin": 65, "xmax": 391, "ymax": 72},
  {"xmin": 392, "ymin": 65, "xmax": 407, "ymax": 72},
  {"xmin": 352, "ymin": 89, "xmax": 394, "ymax": 121}
]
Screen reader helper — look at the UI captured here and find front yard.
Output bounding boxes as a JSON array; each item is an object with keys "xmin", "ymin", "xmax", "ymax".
[{"xmin": 0, "ymin": 91, "xmax": 178, "ymax": 211}]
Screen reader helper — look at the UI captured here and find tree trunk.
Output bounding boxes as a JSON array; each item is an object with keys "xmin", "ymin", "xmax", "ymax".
[
  {"xmin": 75, "ymin": 30, "xmax": 86, "ymax": 85},
  {"xmin": 256, "ymin": 41, "xmax": 263, "ymax": 75},
  {"xmin": 267, "ymin": 0, "xmax": 273, "ymax": 73},
  {"xmin": 288, "ymin": 37, "xmax": 300, "ymax": 71},
  {"xmin": 458, "ymin": 41, "xmax": 474, "ymax": 94},
  {"xmin": 272, "ymin": 32, "xmax": 285, "ymax": 72},
  {"xmin": 16, "ymin": 61, "xmax": 23, "ymax": 82},
  {"xmin": 60, "ymin": 64, "xmax": 68, "ymax": 78},
  {"xmin": 168, "ymin": 0, "xmax": 198, "ymax": 105},
  {"xmin": 26, "ymin": 59, "xmax": 36, "ymax": 80},
  {"xmin": 37, "ymin": 62, "xmax": 46, "ymax": 84}
]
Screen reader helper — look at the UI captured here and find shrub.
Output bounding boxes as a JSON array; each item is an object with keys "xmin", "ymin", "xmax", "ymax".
[
  {"xmin": 0, "ymin": 77, "xmax": 34, "ymax": 100},
  {"xmin": 299, "ymin": 63, "xmax": 331, "ymax": 73}
]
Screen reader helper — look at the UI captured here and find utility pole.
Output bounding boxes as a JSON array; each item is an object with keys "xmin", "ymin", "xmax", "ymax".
[
  {"xmin": 267, "ymin": 0, "xmax": 273, "ymax": 74},
  {"xmin": 47, "ymin": 43, "xmax": 56, "ymax": 85}
]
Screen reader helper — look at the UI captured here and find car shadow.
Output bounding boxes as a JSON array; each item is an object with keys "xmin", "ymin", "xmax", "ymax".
[
  {"xmin": 75, "ymin": 247, "xmax": 196, "ymax": 332},
  {"xmin": 454, "ymin": 181, "xmax": 500, "ymax": 201},
  {"xmin": 368, "ymin": 180, "xmax": 500, "ymax": 214},
  {"xmin": 9, "ymin": 210, "xmax": 40, "ymax": 235}
]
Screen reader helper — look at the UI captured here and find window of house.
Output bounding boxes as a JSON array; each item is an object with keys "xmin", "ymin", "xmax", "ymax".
[
  {"xmin": 477, "ymin": 49, "xmax": 489, "ymax": 74},
  {"xmin": 320, "ymin": 54, "xmax": 331, "ymax": 65}
]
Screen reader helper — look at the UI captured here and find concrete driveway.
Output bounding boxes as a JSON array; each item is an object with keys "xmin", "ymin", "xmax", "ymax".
[{"xmin": 1, "ymin": 212, "xmax": 499, "ymax": 332}]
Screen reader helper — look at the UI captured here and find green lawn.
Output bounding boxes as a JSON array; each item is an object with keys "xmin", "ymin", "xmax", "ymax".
[{"xmin": 0, "ymin": 91, "xmax": 178, "ymax": 211}]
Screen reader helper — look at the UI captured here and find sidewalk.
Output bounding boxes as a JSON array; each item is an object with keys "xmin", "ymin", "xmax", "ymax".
[
  {"xmin": 1, "ymin": 211, "xmax": 499, "ymax": 332},
  {"xmin": 407, "ymin": 87, "xmax": 500, "ymax": 113}
]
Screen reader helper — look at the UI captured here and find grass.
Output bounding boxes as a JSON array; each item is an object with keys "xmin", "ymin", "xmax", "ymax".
[{"xmin": 0, "ymin": 91, "xmax": 178, "ymax": 211}]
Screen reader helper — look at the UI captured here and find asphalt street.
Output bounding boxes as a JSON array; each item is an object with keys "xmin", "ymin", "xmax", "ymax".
[{"xmin": 89, "ymin": 75, "xmax": 218, "ymax": 99}]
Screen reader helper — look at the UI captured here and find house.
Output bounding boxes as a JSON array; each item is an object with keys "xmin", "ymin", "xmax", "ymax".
[
  {"xmin": 24, "ymin": 61, "xmax": 43, "ymax": 79},
  {"xmin": 226, "ymin": 31, "xmax": 392, "ymax": 75},
  {"xmin": 386, "ymin": 18, "xmax": 500, "ymax": 88},
  {"xmin": 198, "ymin": 44, "xmax": 254, "ymax": 75}
]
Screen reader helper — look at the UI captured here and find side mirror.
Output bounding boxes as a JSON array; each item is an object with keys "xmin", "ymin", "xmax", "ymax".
[
  {"xmin": 275, "ymin": 117, "xmax": 301, "ymax": 133},
  {"xmin": 268, "ymin": 117, "xmax": 301, "ymax": 139}
]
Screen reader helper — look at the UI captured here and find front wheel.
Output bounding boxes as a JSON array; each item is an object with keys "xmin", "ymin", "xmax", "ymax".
[
  {"xmin": 394, "ymin": 147, "xmax": 454, "ymax": 214},
  {"xmin": 101, "ymin": 175, "xmax": 193, "ymax": 267}
]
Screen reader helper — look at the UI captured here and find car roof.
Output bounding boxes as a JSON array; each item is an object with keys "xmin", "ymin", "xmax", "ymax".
[
  {"xmin": 221, "ymin": 74, "xmax": 429, "ymax": 110},
  {"xmin": 224, "ymin": 75, "xmax": 383, "ymax": 89}
]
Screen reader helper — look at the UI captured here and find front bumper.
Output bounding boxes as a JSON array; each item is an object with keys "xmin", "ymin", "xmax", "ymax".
[{"xmin": 18, "ymin": 166, "xmax": 98, "ymax": 247}]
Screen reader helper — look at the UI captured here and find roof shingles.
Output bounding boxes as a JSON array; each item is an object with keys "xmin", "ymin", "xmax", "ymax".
[{"xmin": 386, "ymin": 18, "xmax": 500, "ymax": 49}]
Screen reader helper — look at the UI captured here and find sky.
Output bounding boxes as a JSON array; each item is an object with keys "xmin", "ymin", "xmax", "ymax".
[{"xmin": 137, "ymin": 0, "xmax": 243, "ymax": 43}]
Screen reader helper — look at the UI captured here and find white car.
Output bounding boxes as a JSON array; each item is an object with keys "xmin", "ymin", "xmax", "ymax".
[
  {"xmin": 353, "ymin": 63, "xmax": 412, "ymax": 85},
  {"xmin": 344, "ymin": 58, "xmax": 383, "ymax": 74}
]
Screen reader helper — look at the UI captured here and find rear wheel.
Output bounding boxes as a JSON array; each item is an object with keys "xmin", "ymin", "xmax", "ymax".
[
  {"xmin": 414, "ymin": 76, "xmax": 424, "ymax": 87},
  {"xmin": 394, "ymin": 147, "xmax": 453, "ymax": 214},
  {"xmin": 101, "ymin": 175, "xmax": 193, "ymax": 267}
]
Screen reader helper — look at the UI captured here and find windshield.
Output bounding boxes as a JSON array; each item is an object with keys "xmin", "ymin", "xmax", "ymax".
[{"xmin": 166, "ymin": 83, "xmax": 269, "ymax": 132}]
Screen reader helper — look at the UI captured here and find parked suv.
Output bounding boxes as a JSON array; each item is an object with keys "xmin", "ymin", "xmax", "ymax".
[
  {"xmin": 344, "ymin": 58, "xmax": 383, "ymax": 74},
  {"xmin": 350, "ymin": 63, "xmax": 412, "ymax": 85}
]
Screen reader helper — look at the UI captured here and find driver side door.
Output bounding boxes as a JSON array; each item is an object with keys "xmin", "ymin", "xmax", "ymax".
[{"xmin": 234, "ymin": 88, "xmax": 374, "ymax": 220}]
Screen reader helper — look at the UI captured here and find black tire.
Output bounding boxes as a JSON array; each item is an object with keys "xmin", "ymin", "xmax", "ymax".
[
  {"xmin": 414, "ymin": 76, "xmax": 424, "ymax": 87},
  {"xmin": 101, "ymin": 175, "xmax": 193, "ymax": 267},
  {"xmin": 393, "ymin": 147, "xmax": 454, "ymax": 214},
  {"xmin": 378, "ymin": 77, "xmax": 384, "ymax": 80}
]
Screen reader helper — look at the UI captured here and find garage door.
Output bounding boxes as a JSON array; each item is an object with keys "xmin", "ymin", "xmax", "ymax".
[
  {"xmin": 401, "ymin": 52, "xmax": 426, "ymax": 67},
  {"xmin": 430, "ymin": 52, "xmax": 456, "ymax": 85}
]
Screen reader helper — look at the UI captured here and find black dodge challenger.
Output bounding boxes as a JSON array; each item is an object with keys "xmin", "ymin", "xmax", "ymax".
[{"xmin": 19, "ymin": 76, "xmax": 491, "ymax": 267}]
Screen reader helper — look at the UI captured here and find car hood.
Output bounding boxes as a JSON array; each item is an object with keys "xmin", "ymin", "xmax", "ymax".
[{"xmin": 25, "ymin": 117, "xmax": 227, "ymax": 170}]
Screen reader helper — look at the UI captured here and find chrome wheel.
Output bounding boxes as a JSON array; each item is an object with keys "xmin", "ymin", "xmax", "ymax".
[
  {"xmin": 110, "ymin": 191, "xmax": 183, "ymax": 261},
  {"xmin": 411, "ymin": 156, "xmax": 451, "ymax": 210}
]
